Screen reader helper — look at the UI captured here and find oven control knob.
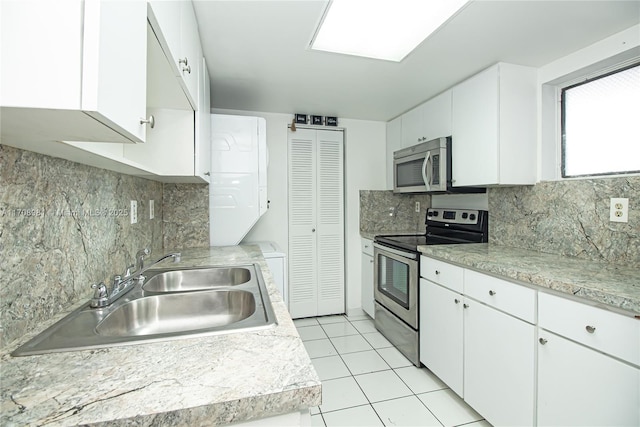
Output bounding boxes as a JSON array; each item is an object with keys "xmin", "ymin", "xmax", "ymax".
[
  {"xmin": 461, "ymin": 212, "xmax": 468, "ymax": 219},
  {"xmin": 469, "ymin": 213, "xmax": 476, "ymax": 221},
  {"xmin": 432, "ymin": 211, "xmax": 439, "ymax": 217}
]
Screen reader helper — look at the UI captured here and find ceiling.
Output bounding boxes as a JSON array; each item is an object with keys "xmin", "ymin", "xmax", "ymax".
[{"xmin": 193, "ymin": 0, "xmax": 640, "ymax": 122}]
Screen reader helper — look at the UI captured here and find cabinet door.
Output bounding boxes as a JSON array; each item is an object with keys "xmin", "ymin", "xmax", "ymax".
[
  {"xmin": 419, "ymin": 279, "xmax": 463, "ymax": 396},
  {"xmin": 452, "ymin": 65, "xmax": 499, "ymax": 186},
  {"xmin": 195, "ymin": 57, "xmax": 211, "ymax": 182},
  {"xmin": 464, "ymin": 300, "xmax": 535, "ymax": 426},
  {"xmin": 401, "ymin": 105, "xmax": 424, "ymax": 148},
  {"xmin": 82, "ymin": 0, "xmax": 147, "ymax": 143},
  {"xmin": 386, "ymin": 117, "xmax": 402, "ymax": 190},
  {"xmin": 538, "ymin": 331, "xmax": 640, "ymax": 426},
  {"xmin": 361, "ymin": 252, "xmax": 374, "ymax": 318},
  {"xmin": 422, "ymin": 90, "xmax": 452, "ymax": 142},
  {"xmin": 179, "ymin": 0, "xmax": 201, "ymax": 107},
  {"xmin": 1, "ymin": 0, "xmax": 82, "ymax": 109},
  {"xmin": 147, "ymin": 0, "xmax": 182, "ymax": 74}
]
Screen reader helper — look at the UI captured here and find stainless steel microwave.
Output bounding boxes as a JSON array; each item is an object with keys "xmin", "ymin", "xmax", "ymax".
[{"xmin": 393, "ymin": 136, "xmax": 485, "ymax": 194}]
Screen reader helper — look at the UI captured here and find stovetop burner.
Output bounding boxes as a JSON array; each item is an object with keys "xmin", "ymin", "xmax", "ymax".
[{"xmin": 374, "ymin": 208, "xmax": 489, "ymax": 252}]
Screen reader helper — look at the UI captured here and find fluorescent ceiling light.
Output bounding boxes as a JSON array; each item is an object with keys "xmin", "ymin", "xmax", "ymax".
[{"xmin": 311, "ymin": 0, "xmax": 469, "ymax": 62}]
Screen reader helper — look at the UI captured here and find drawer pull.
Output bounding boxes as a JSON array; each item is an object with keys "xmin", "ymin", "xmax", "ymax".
[
  {"xmin": 489, "ymin": 290, "xmax": 497, "ymax": 296},
  {"xmin": 463, "ymin": 303, "xmax": 469, "ymax": 309},
  {"xmin": 586, "ymin": 325, "xmax": 596, "ymax": 334},
  {"xmin": 539, "ymin": 338, "xmax": 548, "ymax": 345},
  {"xmin": 435, "ymin": 270, "xmax": 440, "ymax": 275},
  {"xmin": 454, "ymin": 298, "xmax": 460, "ymax": 304}
]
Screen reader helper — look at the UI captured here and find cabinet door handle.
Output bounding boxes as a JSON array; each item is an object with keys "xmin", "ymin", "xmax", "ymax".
[
  {"xmin": 204, "ymin": 172, "xmax": 211, "ymax": 176},
  {"xmin": 182, "ymin": 64, "xmax": 191, "ymax": 74},
  {"xmin": 140, "ymin": 115, "xmax": 155, "ymax": 129},
  {"xmin": 585, "ymin": 325, "xmax": 596, "ymax": 334},
  {"xmin": 435, "ymin": 270, "xmax": 440, "ymax": 275},
  {"xmin": 454, "ymin": 298, "xmax": 460, "ymax": 304},
  {"xmin": 539, "ymin": 338, "xmax": 548, "ymax": 345},
  {"xmin": 179, "ymin": 57, "xmax": 189, "ymax": 66},
  {"xmin": 312, "ymin": 228, "xmax": 316, "ymax": 232},
  {"xmin": 369, "ymin": 259, "xmax": 374, "ymax": 264},
  {"xmin": 463, "ymin": 303, "xmax": 469, "ymax": 309},
  {"xmin": 489, "ymin": 290, "xmax": 497, "ymax": 296}
]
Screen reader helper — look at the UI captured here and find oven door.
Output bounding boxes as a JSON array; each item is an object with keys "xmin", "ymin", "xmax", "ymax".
[{"xmin": 373, "ymin": 243, "xmax": 419, "ymax": 329}]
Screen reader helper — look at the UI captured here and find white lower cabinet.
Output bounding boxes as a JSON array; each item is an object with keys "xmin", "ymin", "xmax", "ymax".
[
  {"xmin": 537, "ymin": 330, "xmax": 639, "ymax": 426},
  {"xmin": 361, "ymin": 239, "xmax": 375, "ymax": 318},
  {"xmin": 420, "ymin": 279, "xmax": 464, "ymax": 395},
  {"xmin": 464, "ymin": 298, "xmax": 535, "ymax": 427},
  {"xmin": 420, "ymin": 278, "xmax": 535, "ymax": 426},
  {"xmin": 420, "ymin": 255, "xmax": 640, "ymax": 426}
]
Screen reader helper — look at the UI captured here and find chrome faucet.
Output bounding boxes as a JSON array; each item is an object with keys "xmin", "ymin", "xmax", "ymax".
[{"xmin": 90, "ymin": 249, "xmax": 181, "ymax": 308}]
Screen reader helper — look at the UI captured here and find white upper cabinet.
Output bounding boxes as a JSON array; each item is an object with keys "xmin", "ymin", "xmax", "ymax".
[
  {"xmin": 196, "ymin": 57, "xmax": 212, "ymax": 182},
  {"xmin": 147, "ymin": 0, "xmax": 201, "ymax": 108},
  {"xmin": 401, "ymin": 105, "xmax": 424, "ymax": 148},
  {"xmin": 422, "ymin": 90, "xmax": 452, "ymax": 142},
  {"xmin": 0, "ymin": 0, "xmax": 147, "ymax": 145},
  {"xmin": 400, "ymin": 90, "xmax": 453, "ymax": 149},
  {"xmin": 452, "ymin": 62, "xmax": 537, "ymax": 187}
]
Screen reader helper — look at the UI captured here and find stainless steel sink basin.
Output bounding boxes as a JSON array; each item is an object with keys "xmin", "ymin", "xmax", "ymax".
[
  {"xmin": 12, "ymin": 264, "xmax": 276, "ymax": 356},
  {"xmin": 96, "ymin": 290, "xmax": 256, "ymax": 337},
  {"xmin": 142, "ymin": 267, "xmax": 251, "ymax": 293}
]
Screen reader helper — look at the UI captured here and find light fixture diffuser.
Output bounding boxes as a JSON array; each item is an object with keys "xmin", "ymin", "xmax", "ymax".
[{"xmin": 311, "ymin": 0, "xmax": 469, "ymax": 62}]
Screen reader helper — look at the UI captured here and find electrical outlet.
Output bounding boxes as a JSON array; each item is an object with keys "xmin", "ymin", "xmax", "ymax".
[
  {"xmin": 149, "ymin": 200, "xmax": 155, "ymax": 220},
  {"xmin": 609, "ymin": 197, "xmax": 628, "ymax": 223},
  {"xmin": 130, "ymin": 200, "xmax": 138, "ymax": 224},
  {"xmin": 415, "ymin": 201, "xmax": 420, "ymax": 213}
]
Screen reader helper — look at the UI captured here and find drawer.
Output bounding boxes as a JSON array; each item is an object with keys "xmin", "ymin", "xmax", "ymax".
[
  {"xmin": 539, "ymin": 291, "xmax": 640, "ymax": 366},
  {"xmin": 420, "ymin": 256, "xmax": 463, "ymax": 293},
  {"xmin": 464, "ymin": 269, "xmax": 536, "ymax": 323},
  {"xmin": 361, "ymin": 238, "xmax": 374, "ymax": 256}
]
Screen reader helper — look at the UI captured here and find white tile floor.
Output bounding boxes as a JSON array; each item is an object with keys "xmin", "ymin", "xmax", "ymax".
[{"xmin": 295, "ymin": 314, "xmax": 492, "ymax": 427}]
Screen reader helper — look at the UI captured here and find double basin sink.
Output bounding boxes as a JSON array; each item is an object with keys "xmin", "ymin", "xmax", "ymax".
[{"xmin": 12, "ymin": 264, "xmax": 277, "ymax": 356}]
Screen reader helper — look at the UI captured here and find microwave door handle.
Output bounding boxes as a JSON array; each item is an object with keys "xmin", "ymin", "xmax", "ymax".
[{"xmin": 422, "ymin": 152, "xmax": 431, "ymax": 191}]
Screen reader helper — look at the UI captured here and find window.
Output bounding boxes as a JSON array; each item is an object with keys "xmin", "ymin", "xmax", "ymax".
[{"xmin": 561, "ymin": 63, "xmax": 640, "ymax": 178}]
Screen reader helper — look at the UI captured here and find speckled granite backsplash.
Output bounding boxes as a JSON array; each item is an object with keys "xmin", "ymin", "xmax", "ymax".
[
  {"xmin": 163, "ymin": 183, "xmax": 209, "ymax": 249},
  {"xmin": 489, "ymin": 176, "xmax": 640, "ymax": 267},
  {"xmin": 360, "ymin": 190, "xmax": 431, "ymax": 233},
  {"xmin": 0, "ymin": 145, "xmax": 165, "ymax": 350}
]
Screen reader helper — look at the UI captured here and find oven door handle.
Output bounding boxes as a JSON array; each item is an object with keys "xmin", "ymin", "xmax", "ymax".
[{"xmin": 373, "ymin": 243, "xmax": 419, "ymax": 260}]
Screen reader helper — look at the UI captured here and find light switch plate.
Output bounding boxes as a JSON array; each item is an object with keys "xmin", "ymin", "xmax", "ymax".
[{"xmin": 609, "ymin": 197, "xmax": 628, "ymax": 223}]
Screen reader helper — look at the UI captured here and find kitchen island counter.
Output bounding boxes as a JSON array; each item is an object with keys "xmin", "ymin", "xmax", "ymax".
[
  {"xmin": 0, "ymin": 246, "xmax": 321, "ymax": 426},
  {"xmin": 419, "ymin": 243, "xmax": 640, "ymax": 315}
]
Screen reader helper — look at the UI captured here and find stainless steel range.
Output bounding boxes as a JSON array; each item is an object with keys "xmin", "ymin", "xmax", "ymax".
[{"xmin": 373, "ymin": 208, "xmax": 488, "ymax": 366}]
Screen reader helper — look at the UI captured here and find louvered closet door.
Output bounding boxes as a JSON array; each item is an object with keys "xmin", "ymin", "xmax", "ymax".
[
  {"xmin": 288, "ymin": 129, "xmax": 318, "ymax": 318},
  {"xmin": 316, "ymin": 130, "xmax": 344, "ymax": 315},
  {"xmin": 288, "ymin": 128, "xmax": 344, "ymax": 318}
]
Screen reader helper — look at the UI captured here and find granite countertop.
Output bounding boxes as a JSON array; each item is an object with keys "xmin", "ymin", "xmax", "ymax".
[
  {"xmin": 419, "ymin": 243, "xmax": 640, "ymax": 315},
  {"xmin": 0, "ymin": 246, "xmax": 321, "ymax": 426}
]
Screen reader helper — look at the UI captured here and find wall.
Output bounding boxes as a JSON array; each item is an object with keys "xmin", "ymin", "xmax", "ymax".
[
  {"xmin": 489, "ymin": 177, "xmax": 640, "ymax": 267},
  {"xmin": 163, "ymin": 183, "xmax": 209, "ymax": 249},
  {"xmin": 359, "ymin": 190, "xmax": 431, "ymax": 233},
  {"xmin": 0, "ymin": 145, "xmax": 164, "ymax": 350},
  {"xmin": 212, "ymin": 108, "xmax": 387, "ymax": 315}
]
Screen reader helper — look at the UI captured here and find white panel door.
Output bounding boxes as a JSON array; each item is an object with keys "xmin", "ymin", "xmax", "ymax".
[
  {"xmin": 538, "ymin": 331, "xmax": 640, "ymax": 426},
  {"xmin": 288, "ymin": 129, "xmax": 318, "ymax": 318},
  {"xmin": 463, "ymin": 299, "xmax": 535, "ymax": 427},
  {"xmin": 419, "ymin": 279, "xmax": 464, "ymax": 396},
  {"xmin": 316, "ymin": 130, "xmax": 344, "ymax": 316},
  {"xmin": 288, "ymin": 128, "xmax": 344, "ymax": 318}
]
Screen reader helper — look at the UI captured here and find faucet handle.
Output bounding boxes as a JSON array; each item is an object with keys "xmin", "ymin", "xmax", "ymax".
[
  {"xmin": 122, "ymin": 264, "xmax": 135, "ymax": 277},
  {"xmin": 136, "ymin": 248, "xmax": 150, "ymax": 270},
  {"xmin": 91, "ymin": 282, "xmax": 108, "ymax": 299}
]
